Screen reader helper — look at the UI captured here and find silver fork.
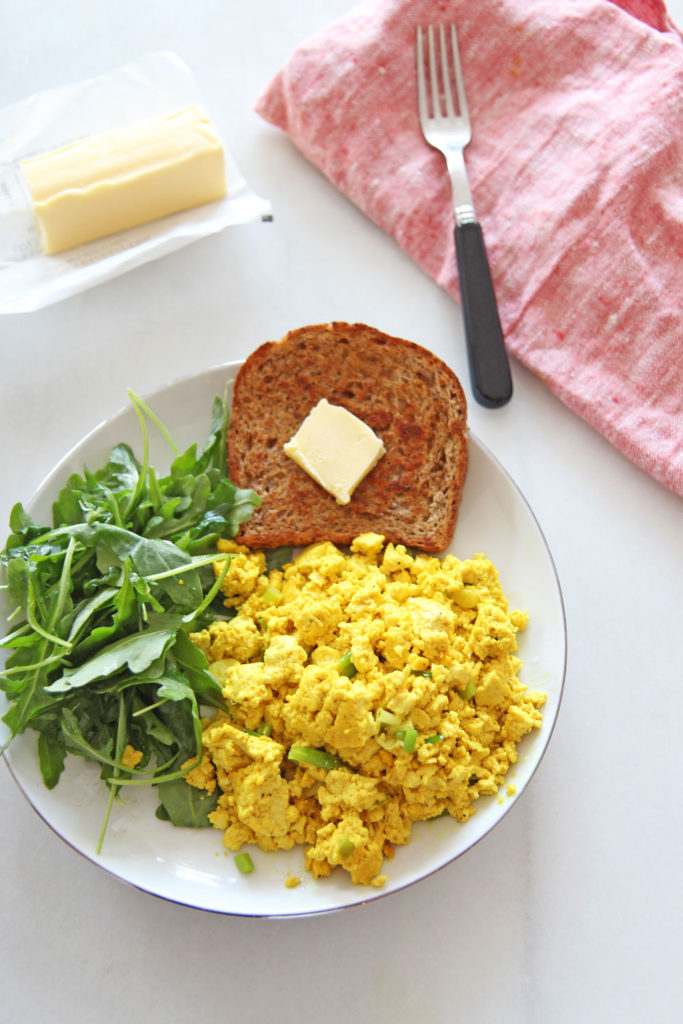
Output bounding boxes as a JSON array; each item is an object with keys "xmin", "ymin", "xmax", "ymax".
[{"xmin": 417, "ymin": 24, "xmax": 512, "ymax": 408}]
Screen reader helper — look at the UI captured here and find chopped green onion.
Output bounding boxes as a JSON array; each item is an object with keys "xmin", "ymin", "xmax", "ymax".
[
  {"xmin": 337, "ymin": 838, "xmax": 356, "ymax": 859},
  {"xmin": 234, "ymin": 852, "xmax": 255, "ymax": 874},
  {"xmin": 244, "ymin": 721, "xmax": 272, "ymax": 738},
  {"xmin": 376, "ymin": 708, "xmax": 401, "ymax": 732},
  {"xmin": 262, "ymin": 586, "xmax": 283, "ymax": 606},
  {"xmin": 458, "ymin": 680, "xmax": 476, "ymax": 701},
  {"xmin": 411, "ymin": 669, "xmax": 432, "ymax": 677},
  {"xmin": 401, "ymin": 727, "xmax": 418, "ymax": 754},
  {"xmin": 288, "ymin": 746, "xmax": 339, "ymax": 771},
  {"xmin": 425, "ymin": 733, "xmax": 444, "ymax": 744},
  {"xmin": 338, "ymin": 651, "xmax": 357, "ymax": 677}
]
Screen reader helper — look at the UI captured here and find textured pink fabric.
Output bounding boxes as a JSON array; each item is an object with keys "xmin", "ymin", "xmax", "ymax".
[{"xmin": 255, "ymin": 0, "xmax": 683, "ymax": 497}]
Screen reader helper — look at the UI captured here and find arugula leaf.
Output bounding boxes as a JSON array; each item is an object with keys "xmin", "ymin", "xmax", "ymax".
[
  {"xmin": 99, "ymin": 443, "xmax": 141, "ymax": 495},
  {"xmin": 171, "ymin": 629, "xmax": 224, "ymax": 706},
  {"xmin": 156, "ymin": 774, "xmax": 218, "ymax": 827},
  {"xmin": 3, "ymin": 556, "xmax": 30, "ymax": 608},
  {"xmin": 266, "ymin": 547, "xmax": 294, "ymax": 573},
  {"xmin": 38, "ymin": 726, "xmax": 66, "ymax": 790},
  {"xmin": 45, "ymin": 626, "xmax": 178, "ymax": 693},
  {"xmin": 66, "ymin": 587, "xmax": 119, "ymax": 643},
  {"xmin": 45, "ymin": 523, "xmax": 203, "ymax": 609}
]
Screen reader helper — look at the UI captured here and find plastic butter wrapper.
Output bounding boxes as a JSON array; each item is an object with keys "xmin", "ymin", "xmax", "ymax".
[{"xmin": 0, "ymin": 52, "xmax": 272, "ymax": 314}]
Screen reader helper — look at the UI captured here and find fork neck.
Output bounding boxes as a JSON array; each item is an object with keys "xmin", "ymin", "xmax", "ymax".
[{"xmin": 446, "ymin": 149, "xmax": 477, "ymax": 227}]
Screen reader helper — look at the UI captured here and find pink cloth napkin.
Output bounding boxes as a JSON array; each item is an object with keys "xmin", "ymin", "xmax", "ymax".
[{"xmin": 255, "ymin": 0, "xmax": 683, "ymax": 497}]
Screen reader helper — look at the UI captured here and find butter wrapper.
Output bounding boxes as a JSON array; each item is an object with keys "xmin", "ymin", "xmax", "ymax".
[{"xmin": 0, "ymin": 52, "xmax": 272, "ymax": 314}]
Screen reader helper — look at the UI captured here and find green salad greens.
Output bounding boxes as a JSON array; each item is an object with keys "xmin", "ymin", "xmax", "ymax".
[{"xmin": 0, "ymin": 389, "xmax": 260, "ymax": 849}]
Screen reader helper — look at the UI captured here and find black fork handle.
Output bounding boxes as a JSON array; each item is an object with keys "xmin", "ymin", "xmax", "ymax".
[{"xmin": 455, "ymin": 220, "xmax": 513, "ymax": 408}]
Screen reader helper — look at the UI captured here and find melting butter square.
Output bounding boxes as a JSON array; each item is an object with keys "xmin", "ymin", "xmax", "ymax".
[{"xmin": 283, "ymin": 398, "xmax": 386, "ymax": 505}]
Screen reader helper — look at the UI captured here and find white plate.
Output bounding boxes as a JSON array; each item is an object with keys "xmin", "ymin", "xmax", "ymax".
[{"xmin": 0, "ymin": 362, "xmax": 566, "ymax": 917}]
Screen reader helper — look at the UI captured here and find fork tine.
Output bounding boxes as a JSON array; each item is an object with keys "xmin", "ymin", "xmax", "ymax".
[
  {"xmin": 416, "ymin": 26, "xmax": 427, "ymax": 120},
  {"xmin": 449, "ymin": 24, "xmax": 469, "ymax": 121},
  {"xmin": 427, "ymin": 25, "xmax": 441, "ymax": 121},
  {"xmin": 438, "ymin": 25, "xmax": 456, "ymax": 119}
]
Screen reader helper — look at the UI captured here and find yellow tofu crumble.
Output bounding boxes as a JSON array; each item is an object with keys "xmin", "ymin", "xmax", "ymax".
[{"xmin": 187, "ymin": 534, "xmax": 545, "ymax": 887}]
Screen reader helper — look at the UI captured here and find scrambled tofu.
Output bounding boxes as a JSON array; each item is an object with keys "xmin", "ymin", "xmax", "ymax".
[{"xmin": 188, "ymin": 534, "xmax": 545, "ymax": 887}]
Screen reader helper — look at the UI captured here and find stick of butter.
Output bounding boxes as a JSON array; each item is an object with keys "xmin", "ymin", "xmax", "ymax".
[
  {"xmin": 20, "ymin": 105, "xmax": 227, "ymax": 255},
  {"xmin": 283, "ymin": 398, "xmax": 386, "ymax": 505}
]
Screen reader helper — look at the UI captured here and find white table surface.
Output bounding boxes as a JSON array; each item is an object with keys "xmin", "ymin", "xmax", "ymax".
[{"xmin": 1, "ymin": 2, "xmax": 681, "ymax": 1022}]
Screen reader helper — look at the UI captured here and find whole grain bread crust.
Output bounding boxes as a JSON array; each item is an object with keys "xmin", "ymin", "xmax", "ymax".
[{"xmin": 228, "ymin": 322, "xmax": 468, "ymax": 552}]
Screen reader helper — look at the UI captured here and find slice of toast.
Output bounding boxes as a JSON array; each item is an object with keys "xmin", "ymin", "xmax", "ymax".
[{"xmin": 227, "ymin": 322, "xmax": 468, "ymax": 552}]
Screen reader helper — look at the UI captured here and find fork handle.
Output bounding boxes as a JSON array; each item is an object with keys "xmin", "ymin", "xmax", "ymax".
[{"xmin": 455, "ymin": 221, "xmax": 513, "ymax": 409}]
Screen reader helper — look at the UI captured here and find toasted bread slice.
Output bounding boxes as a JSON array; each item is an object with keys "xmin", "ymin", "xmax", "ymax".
[{"xmin": 228, "ymin": 322, "xmax": 468, "ymax": 552}]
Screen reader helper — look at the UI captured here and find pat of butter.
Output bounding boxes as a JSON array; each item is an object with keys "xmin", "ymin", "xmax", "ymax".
[
  {"xmin": 20, "ymin": 104, "xmax": 227, "ymax": 255},
  {"xmin": 284, "ymin": 399, "xmax": 386, "ymax": 505}
]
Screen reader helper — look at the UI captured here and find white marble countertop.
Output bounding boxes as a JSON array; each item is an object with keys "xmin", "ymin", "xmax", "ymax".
[{"xmin": 1, "ymin": 2, "xmax": 681, "ymax": 1022}]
